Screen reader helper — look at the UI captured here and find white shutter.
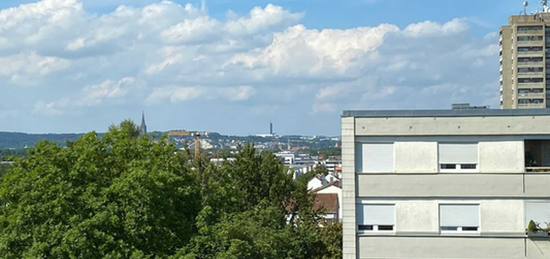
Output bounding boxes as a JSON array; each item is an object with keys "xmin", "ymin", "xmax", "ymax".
[
  {"xmin": 361, "ymin": 143, "xmax": 394, "ymax": 172},
  {"xmin": 358, "ymin": 204, "xmax": 395, "ymax": 225},
  {"xmin": 439, "ymin": 143, "xmax": 478, "ymax": 164},
  {"xmin": 440, "ymin": 205, "xmax": 479, "ymax": 227},
  {"xmin": 525, "ymin": 202, "xmax": 550, "ymax": 227}
]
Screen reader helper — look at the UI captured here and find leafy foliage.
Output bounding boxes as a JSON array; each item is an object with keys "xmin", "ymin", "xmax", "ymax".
[
  {"xmin": 528, "ymin": 220, "xmax": 539, "ymax": 232},
  {"xmin": 0, "ymin": 121, "xmax": 342, "ymax": 259}
]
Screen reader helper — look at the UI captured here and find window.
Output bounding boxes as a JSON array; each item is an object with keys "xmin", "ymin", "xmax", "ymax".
[
  {"xmin": 357, "ymin": 204, "xmax": 395, "ymax": 232},
  {"xmin": 438, "ymin": 143, "xmax": 478, "ymax": 172},
  {"xmin": 524, "ymin": 202, "xmax": 550, "ymax": 228},
  {"xmin": 439, "ymin": 204, "xmax": 480, "ymax": 232},
  {"xmin": 356, "ymin": 143, "xmax": 394, "ymax": 173}
]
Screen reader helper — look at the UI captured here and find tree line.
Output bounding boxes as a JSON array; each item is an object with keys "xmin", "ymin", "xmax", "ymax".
[{"xmin": 0, "ymin": 120, "xmax": 342, "ymax": 258}]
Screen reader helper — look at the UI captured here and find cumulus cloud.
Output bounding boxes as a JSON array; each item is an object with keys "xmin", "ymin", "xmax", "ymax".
[
  {"xmin": 0, "ymin": 0, "xmax": 499, "ymax": 135},
  {"xmin": 146, "ymin": 85, "xmax": 256, "ymax": 104},
  {"xmin": 79, "ymin": 77, "xmax": 136, "ymax": 106}
]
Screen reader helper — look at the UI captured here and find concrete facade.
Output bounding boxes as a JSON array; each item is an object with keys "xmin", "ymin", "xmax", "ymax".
[
  {"xmin": 500, "ymin": 13, "xmax": 550, "ymax": 109},
  {"xmin": 342, "ymin": 109, "xmax": 550, "ymax": 259}
]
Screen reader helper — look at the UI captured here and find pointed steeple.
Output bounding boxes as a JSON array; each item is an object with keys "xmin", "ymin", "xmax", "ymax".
[{"xmin": 140, "ymin": 111, "xmax": 147, "ymax": 135}]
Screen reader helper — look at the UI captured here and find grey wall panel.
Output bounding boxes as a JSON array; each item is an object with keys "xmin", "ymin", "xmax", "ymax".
[
  {"xmin": 525, "ymin": 174, "xmax": 550, "ymax": 196},
  {"xmin": 357, "ymin": 174, "xmax": 524, "ymax": 197},
  {"xmin": 358, "ymin": 236, "xmax": 525, "ymax": 258}
]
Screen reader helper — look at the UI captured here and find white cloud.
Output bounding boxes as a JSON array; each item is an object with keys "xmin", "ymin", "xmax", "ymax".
[
  {"xmin": 33, "ymin": 99, "xmax": 69, "ymax": 116},
  {"xmin": 403, "ymin": 18, "xmax": 468, "ymax": 38},
  {"xmin": 79, "ymin": 77, "xmax": 135, "ymax": 106},
  {"xmin": 224, "ymin": 4, "xmax": 304, "ymax": 35},
  {"xmin": 146, "ymin": 85, "xmax": 256, "ymax": 104},
  {"xmin": 227, "ymin": 23, "xmax": 399, "ymax": 76},
  {"xmin": 0, "ymin": 0, "xmax": 499, "ymax": 135},
  {"xmin": 161, "ymin": 16, "xmax": 221, "ymax": 44}
]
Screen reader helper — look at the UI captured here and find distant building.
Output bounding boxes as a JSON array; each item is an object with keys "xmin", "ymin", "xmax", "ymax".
[
  {"xmin": 313, "ymin": 181, "xmax": 342, "ymax": 223},
  {"xmin": 499, "ymin": 4, "xmax": 550, "ymax": 109},
  {"xmin": 140, "ymin": 111, "xmax": 147, "ymax": 135},
  {"xmin": 312, "ymin": 193, "xmax": 339, "ymax": 225}
]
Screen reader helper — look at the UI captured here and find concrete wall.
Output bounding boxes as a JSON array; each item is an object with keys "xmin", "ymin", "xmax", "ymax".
[
  {"xmin": 394, "ymin": 141, "xmax": 437, "ymax": 173},
  {"xmin": 357, "ymin": 199, "xmax": 525, "ymax": 235},
  {"xmin": 356, "ymin": 138, "xmax": 526, "ymax": 174},
  {"xmin": 341, "ymin": 117, "xmax": 356, "ymax": 259},
  {"xmin": 356, "ymin": 174, "xmax": 525, "ymax": 197},
  {"xmin": 479, "ymin": 141, "xmax": 524, "ymax": 173},
  {"xmin": 358, "ymin": 236, "xmax": 525, "ymax": 259},
  {"xmin": 355, "ymin": 116, "xmax": 550, "ymax": 136}
]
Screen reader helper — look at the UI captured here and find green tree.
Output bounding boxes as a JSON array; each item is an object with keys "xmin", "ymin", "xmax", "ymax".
[
  {"xmin": 0, "ymin": 122, "xmax": 342, "ymax": 259},
  {"xmin": 0, "ymin": 122, "xmax": 200, "ymax": 258}
]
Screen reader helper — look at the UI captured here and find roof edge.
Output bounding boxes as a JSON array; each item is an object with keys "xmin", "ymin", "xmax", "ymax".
[{"xmin": 342, "ymin": 109, "xmax": 550, "ymax": 118}]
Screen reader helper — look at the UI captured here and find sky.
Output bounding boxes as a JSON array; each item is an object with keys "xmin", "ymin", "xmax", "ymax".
[{"xmin": 0, "ymin": 0, "xmax": 536, "ymax": 136}]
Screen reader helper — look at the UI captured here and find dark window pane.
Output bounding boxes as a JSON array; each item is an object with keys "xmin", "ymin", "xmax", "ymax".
[
  {"xmin": 358, "ymin": 225, "xmax": 373, "ymax": 231},
  {"xmin": 460, "ymin": 164, "xmax": 477, "ymax": 169},
  {"xmin": 440, "ymin": 164, "xmax": 456, "ymax": 169},
  {"xmin": 462, "ymin": 226, "xmax": 478, "ymax": 231},
  {"xmin": 378, "ymin": 225, "xmax": 394, "ymax": 231}
]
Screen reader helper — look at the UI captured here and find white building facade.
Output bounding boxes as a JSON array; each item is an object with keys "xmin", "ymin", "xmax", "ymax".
[{"xmin": 342, "ymin": 109, "xmax": 550, "ymax": 259}]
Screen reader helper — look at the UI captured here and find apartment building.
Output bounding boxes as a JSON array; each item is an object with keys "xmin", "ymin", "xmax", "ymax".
[
  {"xmin": 341, "ymin": 108, "xmax": 550, "ymax": 259},
  {"xmin": 500, "ymin": 9, "xmax": 550, "ymax": 109}
]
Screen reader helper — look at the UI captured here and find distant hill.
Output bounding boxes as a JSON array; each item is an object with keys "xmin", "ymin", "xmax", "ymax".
[{"xmin": 0, "ymin": 132, "xmax": 85, "ymax": 149}]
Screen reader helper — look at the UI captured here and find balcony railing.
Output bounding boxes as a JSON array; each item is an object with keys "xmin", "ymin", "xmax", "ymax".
[
  {"xmin": 518, "ymin": 51, "xmax": 544, "ymax": 57},
  {"xmin": 518, "ymin": 41, "xmax": 544, "ymax": 46},
  {"xmin": 518, "ymin": 61, "xmax": 544, "ymax": 66},
  {"xmin": 518, "ymin": 92, "xmax": 545, "ymax": 97},
  {"xmin": 518, "ymin": 30, "xmax": 544, "ymax": 34}
]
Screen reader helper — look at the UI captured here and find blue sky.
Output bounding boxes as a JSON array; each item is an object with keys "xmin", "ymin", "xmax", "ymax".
[{"xmin": 0, "ymin": 0, "xmax": 533, "ymax": 135}]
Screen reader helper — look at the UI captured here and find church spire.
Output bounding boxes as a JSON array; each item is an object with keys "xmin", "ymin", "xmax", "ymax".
[{"xmin": 140, "ymin": 111, "xmax": 147, "ymax": 135}]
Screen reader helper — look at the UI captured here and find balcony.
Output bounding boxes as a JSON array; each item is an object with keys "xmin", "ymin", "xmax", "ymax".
[
  {"xmin": 518, "ymin": 92, "xmax": 545, "ymax": 98},
  {"xmin": 518, "ymin": 103, "xmax": 546, "ymax": 108},
  {"xmin": 517, "ymin": 71, "xmax": 544, "ymax": 76},
  {"xmin": 518, "ymin": 41, "xmax": 544, "ymax": 46},
  {"xmin": 518, "ymin": 61, "xmax": 544, "ymax": 66},
  {"xmin": 518, "ymin": 29, "xmax": 544, "ymax": 35},
  {"xmin": 518, "ymin": 83, "xmax": 545, "ymax": 88},
  {"xmin": 518, "ymin": 51, "xmax": 544, "ymax": 57},
  {"xmin": 525, "ymin": 140, "xmax": 550, "ymax": 172}
]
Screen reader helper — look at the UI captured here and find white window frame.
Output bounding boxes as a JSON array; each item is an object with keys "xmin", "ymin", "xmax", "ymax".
[
  {"xmin": 357, "ymin": 203, "xmax": 396, "ymax": 233},
  {"xmin": 439, "ymin": 204, "xmax": 481, "ymax": 234},
  {"xmin": 438, "ymin": 143, "xmax": 479, "ymax": 173},
  {"xmin": 358, "ymin": 224, "xmax": 395, "ymax": 232},
  {"xmin": 439, "ymin": 163, "xmax": 478, "ymax": 173}
]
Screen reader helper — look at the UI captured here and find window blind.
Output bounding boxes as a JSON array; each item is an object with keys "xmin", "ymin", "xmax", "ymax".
[
  {"xmin": 359, "ymin": 143, "xmax": 394, "ymax": 172},
  {"xmin": 357, "ymin": 204, "xmax": 395, "ymax": 225},
  {"xmin": 440, "ymin": 204, "xmax": 479, "ymax": 227},
  {"xmin": 438, "ymin": 143, "xmax": 478, "ymax": 164}
]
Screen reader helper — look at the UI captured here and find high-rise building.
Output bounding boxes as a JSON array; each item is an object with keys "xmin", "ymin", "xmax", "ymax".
[
  {"xmin": 500, "ymin": 2, "xmax": 550, "ymax": 109},
  {"xmin": 342, "ymin": 108, "xmax": 550, "ymax": 259}
]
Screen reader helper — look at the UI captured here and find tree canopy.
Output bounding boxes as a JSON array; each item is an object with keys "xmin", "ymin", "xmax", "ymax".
[{"xmin": 0, "ymin": 120, "xmax": 342, "ymax": 259}]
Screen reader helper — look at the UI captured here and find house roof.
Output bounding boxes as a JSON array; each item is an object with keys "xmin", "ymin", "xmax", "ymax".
[
  {"xmin": 312, "ymin": 193, "xmax": 338, "ymax": 213},
  {"xmin": 342, "ymin": 108, "xmax": 550, "ymax": 118},
  {"xmin": 312, "ymin": 180, "xmax": 341, "ymax": 193}
]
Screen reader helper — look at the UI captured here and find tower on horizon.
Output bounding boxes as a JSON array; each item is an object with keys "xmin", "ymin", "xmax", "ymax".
[
  {"xmin": 140, "ymin": 111, "xmax": 147, "ymax": 135},
  {"xmin": 270, "ymin": 122, "xmax": 273, "ymax": 135},
  {"xmin": 500, "ymin": 1, "xmax": 550, "ymax": 109}
]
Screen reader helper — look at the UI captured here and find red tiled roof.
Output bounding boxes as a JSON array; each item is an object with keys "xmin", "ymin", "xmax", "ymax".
[{"xmin": 312, "ymin": 193, "xmax": 338, "ymax": 213}]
